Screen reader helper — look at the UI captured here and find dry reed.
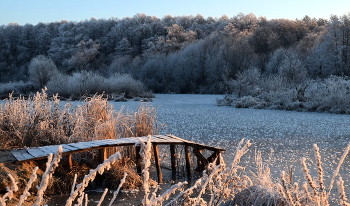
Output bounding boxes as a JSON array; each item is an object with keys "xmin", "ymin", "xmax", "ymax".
[
  {"xmin": 337, "ymin": 175, "xmax": 350, "ymax": 206},
  {"xmin": 0, "ymin": 90, "xmax": 158, "ymax": 149},
  {"xmin": 34, "ymin": 145, "xmax": 63, "ymax": 206},
  {"xmin": 16, "ymin": 166, "xmax": 38, "ymax": 206},
  {"xmin": 65, "ymin": 152, "xmax": 122, "ymax": 206}
]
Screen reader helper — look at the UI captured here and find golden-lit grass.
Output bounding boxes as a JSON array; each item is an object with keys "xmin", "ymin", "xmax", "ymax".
[{"xmin": 0, "ymin": 89, "xmax": 157, "ymax": 149}]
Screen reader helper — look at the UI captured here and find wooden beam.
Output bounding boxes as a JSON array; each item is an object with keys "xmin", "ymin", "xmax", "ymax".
[
  {"xmin": 207, "ymin": 150, "xmax": 222, "ymax": 165},
  {"xmin": 67, "ymin": 154, "xmax": 73, "ymax": 170},
  {"xmin": 99, "ymin": 148, "xmax": 107, "ymax": 163},
  {"xmin": 135, "ymin": 145, "xmax": 142, "ymax": 174},
  {"xmin": 153, "ymin": 144, "xmax": 162, "ymax": 183},
  {"xmin": 184, "ymin": 145, "xmax": 192, "ymax": 179},
  {"xmin": 170, "ymin": 145, "xmax": 177, "ymax": 179}
]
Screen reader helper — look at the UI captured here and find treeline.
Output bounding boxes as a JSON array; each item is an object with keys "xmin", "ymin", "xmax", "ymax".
[{"xmin": 0, "ymin": 13, "xmax": 350, "ymax": 98}]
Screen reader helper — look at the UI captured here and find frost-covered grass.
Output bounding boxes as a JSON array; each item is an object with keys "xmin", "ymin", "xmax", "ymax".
[{"xmin": 0, "ymin": 89, "xmax": 157, "ymax": 149}]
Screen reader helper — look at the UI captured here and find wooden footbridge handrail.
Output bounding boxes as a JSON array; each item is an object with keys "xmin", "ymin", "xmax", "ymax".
[{"xmin": 1, "ymin": 134, "xmax": 225, "ymax": 182}]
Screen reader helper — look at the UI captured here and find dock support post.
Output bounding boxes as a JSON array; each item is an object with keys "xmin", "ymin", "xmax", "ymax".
[
  {"xmin": 170, "ymin": 145, "xmax": 177, "ymax": 179},
  {"xmin": 135, "ymin": 145, "xmax": 142, "ymax": 174},
  {"xmin": 196, "ymin": 148, "xmax": 205, "ymax": 172},
  {"xmin": 184, "ymin": 145, "xmax": 192, "ymax": 179},
  {"xmin": 153, "ymin": 144, "xmax": 162, "ymax": 183},
  {"xmin": 67, "ymin": 154, "xmax": 73, "ymax": 169},
  {"xmin": 99, "ymin": 148, "xmax": 107, "ymax": 163}
]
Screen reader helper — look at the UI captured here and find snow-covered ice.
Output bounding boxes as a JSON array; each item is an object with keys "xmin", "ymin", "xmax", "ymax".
[{"xmin": 112, "ymin": 94, "xmax": 350, "ymax": 202}]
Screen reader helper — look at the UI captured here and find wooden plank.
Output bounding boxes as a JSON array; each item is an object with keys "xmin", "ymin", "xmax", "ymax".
[
  {"xmin": 118, "ymin": 138, "xmax": 135, "ymax": 143},
  {"xmin": 90, "ymin": 139, "xmax": 121, "ymax": 145},
  {"xmin": 68, "ymin": 142, "xmax": 91, "ymax": 150},
  {"xmin": 167, "ymin": 134, "xmax": 225, "ymax": 151},
  {"xmin": 62, "ymin": 144, "xmax": 80, "ymax": 152},
  {"xmin": 154, "ymin": 135, "xmax": 174, "ymax": 141},
  {"xmin": 82, "ymin": 141, "xmax": 100, "ymax": 148},
  {"xmin": 11, "ymin": 150, "xmax": 28, "ymax": 161},
  {"xmin": 167, "ymin": 135, "xmax": 195, "ymax": 143},
  {"xmin": 41, "ymin": 145, "xmax": 60, "ymax": 154},
  {"xmin": 26, "ymin": 148, "xmax": 47, "ymax": 158},
  {"xmin": 39, "ymin": 146, "xmax": 56, "ymax": 155},
  {"xmin": 153, "ymin": 136, "xmax": 174, "ymax": 142},
  {"xmin": 184, "ymin": 145, "xmax": 192, "ymax": 179},
  {"xmin": 153, "ymin": 144, "xmax": 162, "ymax": 183},
  {"xmin": 123, "ymin": 138, "xmax": 139, "ymax": 144},
  {"xmin": 148, "ymin": 138, "xmax": 169, "ymax": 143},
  {"xmin": 12, "ymin": 149, "xmax": 35, "ymax": 161},
  {"xmin": 93, "ymin": 139, "xmax": 125, "ymax": 146}
]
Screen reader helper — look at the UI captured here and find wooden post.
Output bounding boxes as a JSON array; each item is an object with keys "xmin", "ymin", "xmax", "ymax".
[
  {"xmin": 135, "ymin": 145, "xmax": 142, "ymax": 174},
  {"xmin": 99, "ymin": 148, "xmax": 107, "ymax": 163},
  {"xmin": 206, "ymin": 150, "xmax": 222, "ymax": 165},
  {"xmin": 67, "ymin": 154, "xmax": 73, "ymax": 170},
  {"xmin": 216, "ymin": 151, "xmax": 222, "ymax": 165},
  {"xmin": 170, "ymin": 145, "xmax": 177, "ymax": 179},
  {"xmin": 184, "ymin": 145, "xmax": 192, "ymax": 179},
  {"xmin": 153, "ymin": 144, "xmax": 162, "ymax": 183},
  {"xmin": 196, "ymin": 148, "xmax": 205, "ymax": 172}
]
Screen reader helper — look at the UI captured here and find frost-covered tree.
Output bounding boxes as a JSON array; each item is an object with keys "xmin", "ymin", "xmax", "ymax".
[
  {"xmin": 278, "ymin": 52, "xmax": 308, "ymax": 85},
  {"xmin": 115, "ymin": 37, "xmax": 133, "ymax": 55},
  {"xmin": 68, "ymin": 39, "xmax": 100, "ymax": 71},
  {"xmin": 28, "ymin": 55, "xmax": 58, "ymax": 89},
  {"xmin": 230, "ymin": 67, "xmax": 261, "ymax": 97}
]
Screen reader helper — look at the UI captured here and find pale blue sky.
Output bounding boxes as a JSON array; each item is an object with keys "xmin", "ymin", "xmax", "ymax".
[{"xmin": 1, "ymin": 0, "xmax": 350, "ymax": 26}]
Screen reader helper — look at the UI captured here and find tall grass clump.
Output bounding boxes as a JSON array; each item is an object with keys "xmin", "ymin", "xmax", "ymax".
[{"xmin": 0, "ymin": 89, "xmax": 158, "ymax": 149}]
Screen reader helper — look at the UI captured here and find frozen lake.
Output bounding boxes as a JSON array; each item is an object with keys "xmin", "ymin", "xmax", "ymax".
[{"xmin": 113, "ymin": 94, "xmax": 350, "ymax": 200}]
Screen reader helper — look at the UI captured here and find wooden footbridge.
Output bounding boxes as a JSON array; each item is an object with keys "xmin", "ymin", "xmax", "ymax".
[{"xmin": 0, "ymin": 134, "xmax": 225, "ymax": 182}]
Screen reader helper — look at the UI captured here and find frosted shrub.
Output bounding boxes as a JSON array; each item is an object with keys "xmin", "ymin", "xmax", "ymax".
[
  {"xmin": 277, "ymin": 53, "xmax": 308, "ymax": 85},
  {"xmin": 49, "ymin": 71, "xmax": 106, "ymax": 99},
  {"xmin": 0, "ymin": 81, "xmax": 33, "ymax": 99},
  {"xmin": 47, "ymin": 72, "xmax": 147, "ymax": 99},
  {"xmin": 306, "ymin": 76, "xmax": 350, "ymax": 113},
  {"xmin": 235, "ymin": 96, "xmax": 259, "ymax": 108},
  {"xmin": 260, "ymin": 74, "xmax": 288, "ymax": 92},
  {"xmin": 68, "ymin": 71, "xmax": 105, "ymax": 97},
  {"xmin": 106, "ymin": 73, "xmax": 145, "ymax": 98},
  {"xmin": 28, "ymin": 55, "xmax": 59, "ymax": 90},
  {"xmin": 230, "ymin": 67, "xmax": 262, "ymax": 98},
  {"xmin": 46, "ymin": 72, "xmax": 70, "ymax": 97}
]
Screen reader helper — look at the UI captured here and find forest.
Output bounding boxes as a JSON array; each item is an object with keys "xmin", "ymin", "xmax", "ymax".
[{"xmin": 0, "ymin": 13, "xmax": 350, "ymax": 110}]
